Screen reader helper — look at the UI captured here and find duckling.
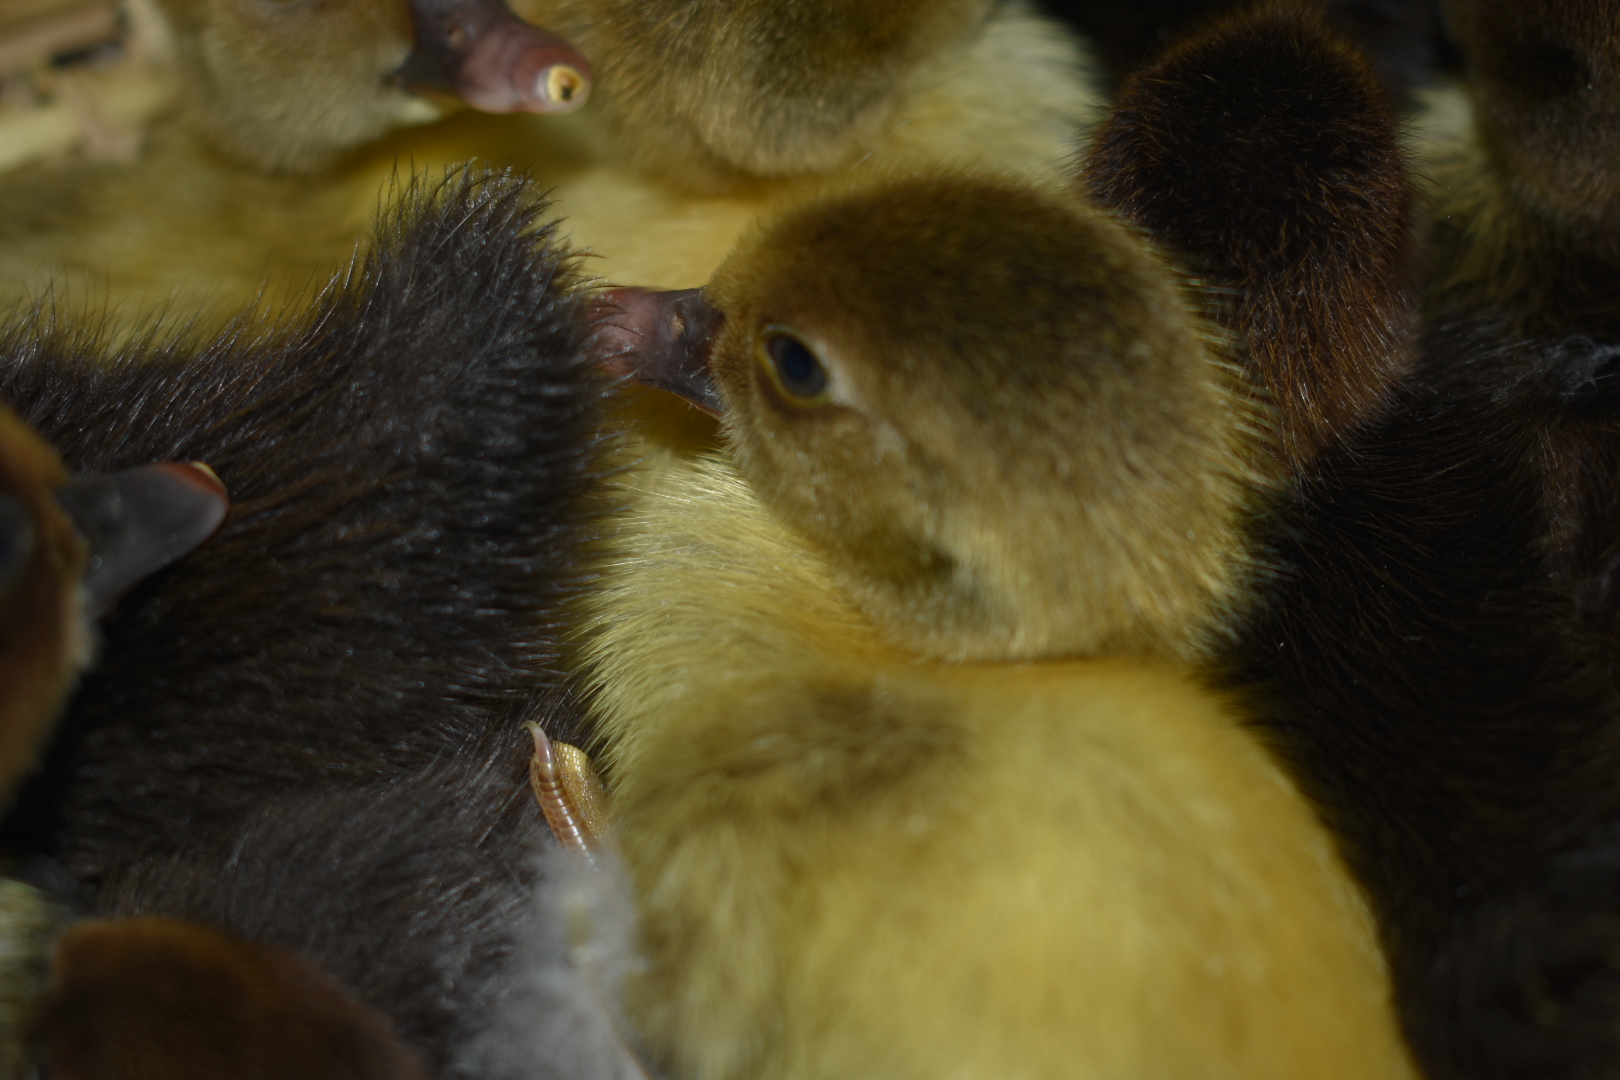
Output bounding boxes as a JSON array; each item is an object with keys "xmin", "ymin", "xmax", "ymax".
[
  {"xmin": 1411, "ymin": 0, "xmax": 1620, "ymax": 669},
  {"xmin": 29, "ymin": 917, "xmax": 431, "ymax": 1080},
  {"xmin": 0, "ymin": 404, "xmax": 226, "ymax": 796},
  {"xmin": 0, "ymin": 170, "xmax": 622, "ymax": 1078},
  {"xmin": 154, "ymin": 0, "xmax": 590, "ymax": 175},
  {"xmin": 1423, "ymin": 0, "xmax": 1620, "ymax": 331},
  {"xmin": 1083, "ymin": 0, "xmax": 1414, "ymax": 470},
  {"xmin": 1225, "ymin": 327, "xmax": 1620, "ymax": 1080},
  {"xmin": 573, "ymin": 10, "xmax": 1424, "ymax": 1076},
  {"xmin": 0, "ymin": 0, "xmax": 591, "ymax": 340},
  {"xmin": 1041, "ymin": 0, "xmax": 1456, "ymax": 98}
]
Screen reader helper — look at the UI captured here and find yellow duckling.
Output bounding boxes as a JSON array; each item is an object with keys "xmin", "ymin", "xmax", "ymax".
[
  {"xmin": 576, "ymin": 172, "xmax": 1416, "ymax": 1080},
  {"xmin": 510, "ymin": 0, "xmax": 1038, "ymax": 188},
  {"xmin": 0, "ymin": 0, "xmax": 590, "ymax": 335},
  {"xmin": 158, "ymin": 0, "xmax": 588, "ymax": 175}
]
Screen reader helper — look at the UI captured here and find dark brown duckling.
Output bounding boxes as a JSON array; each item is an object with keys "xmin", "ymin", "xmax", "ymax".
[
  {"xmin": 1406, "ymin": 0, "xmax": 1620, "ymax": 669},
  {"xmin": 29, "ymin": 917, "xmax": 430, "ymax": 1080},
  {"xmin": 0, "ymin": 405, "xmax": 225, "ymax": 795}
]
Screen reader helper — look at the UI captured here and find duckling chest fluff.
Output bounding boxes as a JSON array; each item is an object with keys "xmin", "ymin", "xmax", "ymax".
[{"xmin": 580, "ymin": 458, "xmax": 1413, "ymax": 1080}]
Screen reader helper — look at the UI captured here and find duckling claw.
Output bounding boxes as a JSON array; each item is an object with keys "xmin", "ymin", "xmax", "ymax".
[{"xmin": 527, "ymin": 723, "xmax": 615, "ymax": 861}]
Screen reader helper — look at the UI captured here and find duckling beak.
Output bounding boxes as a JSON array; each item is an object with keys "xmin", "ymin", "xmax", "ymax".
[
  {"xmin": 402, "ymin": 0, "xmax": 591, "ymax": 114},
  {"xmin": 592, "ymin": 288, "xmax": 727, "ymax": 417},
  {"xmin": 55, "ymin": 463, "xmax": 229, "ymax": 618}
]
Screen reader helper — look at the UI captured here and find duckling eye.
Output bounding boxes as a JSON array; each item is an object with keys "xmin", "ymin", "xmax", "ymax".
[
  {"xmin": 765, "ymin": 334, "xmax": 827, "ymax": 401},
  {"xmin": 0, "ymin": 495, "xmax": 34, "ymax": 596}
]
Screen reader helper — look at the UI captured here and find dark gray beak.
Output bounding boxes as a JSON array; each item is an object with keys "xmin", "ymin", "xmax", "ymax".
[
  {"xmin": 55, "ymin": 463, "xmax": 229, "ymax": 617},
  {"xmin": 593, "ymin": 287, "xmax": 727, "ymax": 417}
]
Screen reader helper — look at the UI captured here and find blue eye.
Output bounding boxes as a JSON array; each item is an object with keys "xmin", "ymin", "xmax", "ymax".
[
  {"xmin": 766, "ymin": 334, "xmax": 827, "ymax": 400},
  {"xmin": 0, "ymin": 494, "xmax": 34, "ymax": 595}
]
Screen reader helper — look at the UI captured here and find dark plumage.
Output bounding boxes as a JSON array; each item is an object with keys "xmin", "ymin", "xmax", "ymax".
[
  {"xmin": 1420, "ymin": 0, "xmax": 1620, "ymax": 669},
  {"xmin": 76, "ymin": 713, "xmax": 630, "ymax": 1080},
  {"xmin": 1086, "ymin": 1, "xmax": 1415, "ymax": 472},
  {"xmin": 0, "ymin": 405, "xmax": 226, "ymax": 798},
  {"xmin": 1090, "ymin": 9, "xmax": 1620, "ymax": 1076},
  {"xmin": 0, "ymin": 170, "xmax": 617, "ymax": 1077},
  {"xmin": 1039, "ymin": 0, "xmax": 1456, "ymax": 95},
  {"xmin": 1230, "ymin": 321, "xmax": 1620, "ymax": 1080},
  {"xmin": 31, "ymin": 916, "xmax": 431, "ymax": 1080}
]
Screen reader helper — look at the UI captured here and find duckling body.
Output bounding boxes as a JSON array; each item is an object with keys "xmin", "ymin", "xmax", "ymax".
[
  {"xmin": 582, "ymin": 458, "xmax": 1415, "ymax": 1080},
  {"xmin": 0, "ymin": 172, "xmax": 621, "ymax": 1078}
]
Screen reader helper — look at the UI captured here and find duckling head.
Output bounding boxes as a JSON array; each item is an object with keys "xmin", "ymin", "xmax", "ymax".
[
  {"xmin": 1448, "ymin": 0, "xmax": 1620, "ymax": 242},
  {"xmin": 0, "ymin": 405, "xmax": 228, "ymax": 795},
  {"xmin": 599, "ymin": 175, "xmax": 1265, "ymax": 664},
  {"xmin": 159, "ymin": 0, "xmax": 589, "ymax": 173}
]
